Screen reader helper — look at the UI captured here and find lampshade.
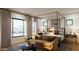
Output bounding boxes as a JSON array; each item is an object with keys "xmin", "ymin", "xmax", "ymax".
[
  {"xmin": 39, "ymin": 27, "xmax": 45, "ymax": 32},
  {"xmin": 48, "ymin": 27, "xmax": 54, "ymax": 32}
]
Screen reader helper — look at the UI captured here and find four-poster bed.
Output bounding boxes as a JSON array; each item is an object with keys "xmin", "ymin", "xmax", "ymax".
[{"xmin": 29, "ymin": 12, "xmax": 65, "ymax": 50}]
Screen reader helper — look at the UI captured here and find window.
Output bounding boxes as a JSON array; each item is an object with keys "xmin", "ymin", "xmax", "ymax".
[
  {"xmin": 32, "ymin": 20, "xmax": 36, "ymax": 35},
  {"xmin": 43, "ymin": 20, "xmax": 47, "ymax": 33},
  {"xmin": 11, "ymin": 18, "xmax": 27, "ymax": 37}
]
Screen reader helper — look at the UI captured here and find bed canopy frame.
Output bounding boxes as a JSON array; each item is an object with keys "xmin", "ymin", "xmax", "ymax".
[{"xmin": 36, "ymin": 11, "xmax": 66, "ymax": 38}]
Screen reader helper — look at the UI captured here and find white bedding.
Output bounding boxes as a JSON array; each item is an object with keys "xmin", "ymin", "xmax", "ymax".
[{"xmin": 46, "ymin": 34, "xmax": 64, "ymax": 41}]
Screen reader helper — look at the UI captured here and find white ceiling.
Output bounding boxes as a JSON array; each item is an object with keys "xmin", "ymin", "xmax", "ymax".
[{"xmin": 7, "ymin": 8, "xmax": 79, "ymax": 17}]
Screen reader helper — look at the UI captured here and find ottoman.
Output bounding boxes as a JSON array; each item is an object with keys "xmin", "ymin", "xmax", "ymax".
[{"xmin": 20, "ymin": 44, "xmax": 31, "ymax": 51}]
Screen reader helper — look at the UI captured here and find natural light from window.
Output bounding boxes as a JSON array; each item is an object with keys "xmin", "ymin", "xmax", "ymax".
[{"xmin": 11, "ymin": 18, "xmax": 27, "ymax": 37}]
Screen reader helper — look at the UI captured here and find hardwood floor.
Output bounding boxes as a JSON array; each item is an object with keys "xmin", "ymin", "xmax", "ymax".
[
  {"xmin": 1, "ymin": 41, "xmax": 79, "ymax": 51},
  {"xmin": 58, "ymin": 43, "xmax": 79, "ymax": 51}
]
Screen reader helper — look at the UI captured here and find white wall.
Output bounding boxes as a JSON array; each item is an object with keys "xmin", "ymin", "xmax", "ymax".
[
  {"xmin": 65, "ymin": 14, "xmax": 79, "ymax": 43},
  {"xmin": 47, "ymin": 20, "xmax": 51, "ymax": 28},
  {"xmin": 11, "ymin": 12, "xmax": 25, "ymax": 19},
  {"xmin": 27, "ymin": 16, "xmax": 32, "ymax": 38},
  {"xmin": 11, "ymin": 37, "xmax": 26, "ymax": 45}
]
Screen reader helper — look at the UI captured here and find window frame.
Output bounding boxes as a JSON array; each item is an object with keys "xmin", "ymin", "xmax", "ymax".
[{"xmin": 12, "ymin": 18, "xmax": 25, "ymax": 38}]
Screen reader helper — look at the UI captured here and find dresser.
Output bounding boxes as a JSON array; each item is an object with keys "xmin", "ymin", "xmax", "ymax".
[{"xmin": 65, "ymin": 34, "xmax": 77, "ymax": 44}]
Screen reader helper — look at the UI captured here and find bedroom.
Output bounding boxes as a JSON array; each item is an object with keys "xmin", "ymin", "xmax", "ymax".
[{"xmin": 0, "ymin": 8, "xmax": 79, "ymax": 51}]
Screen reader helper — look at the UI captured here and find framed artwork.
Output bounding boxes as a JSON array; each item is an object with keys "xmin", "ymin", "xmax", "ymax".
[
  {"xmin": 51, "ymin": 20, "xmax": 58, "ymax": 27},
  {"xmin": 66, "ymin": 19, "xmax": 73, "ymax": 26}
]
